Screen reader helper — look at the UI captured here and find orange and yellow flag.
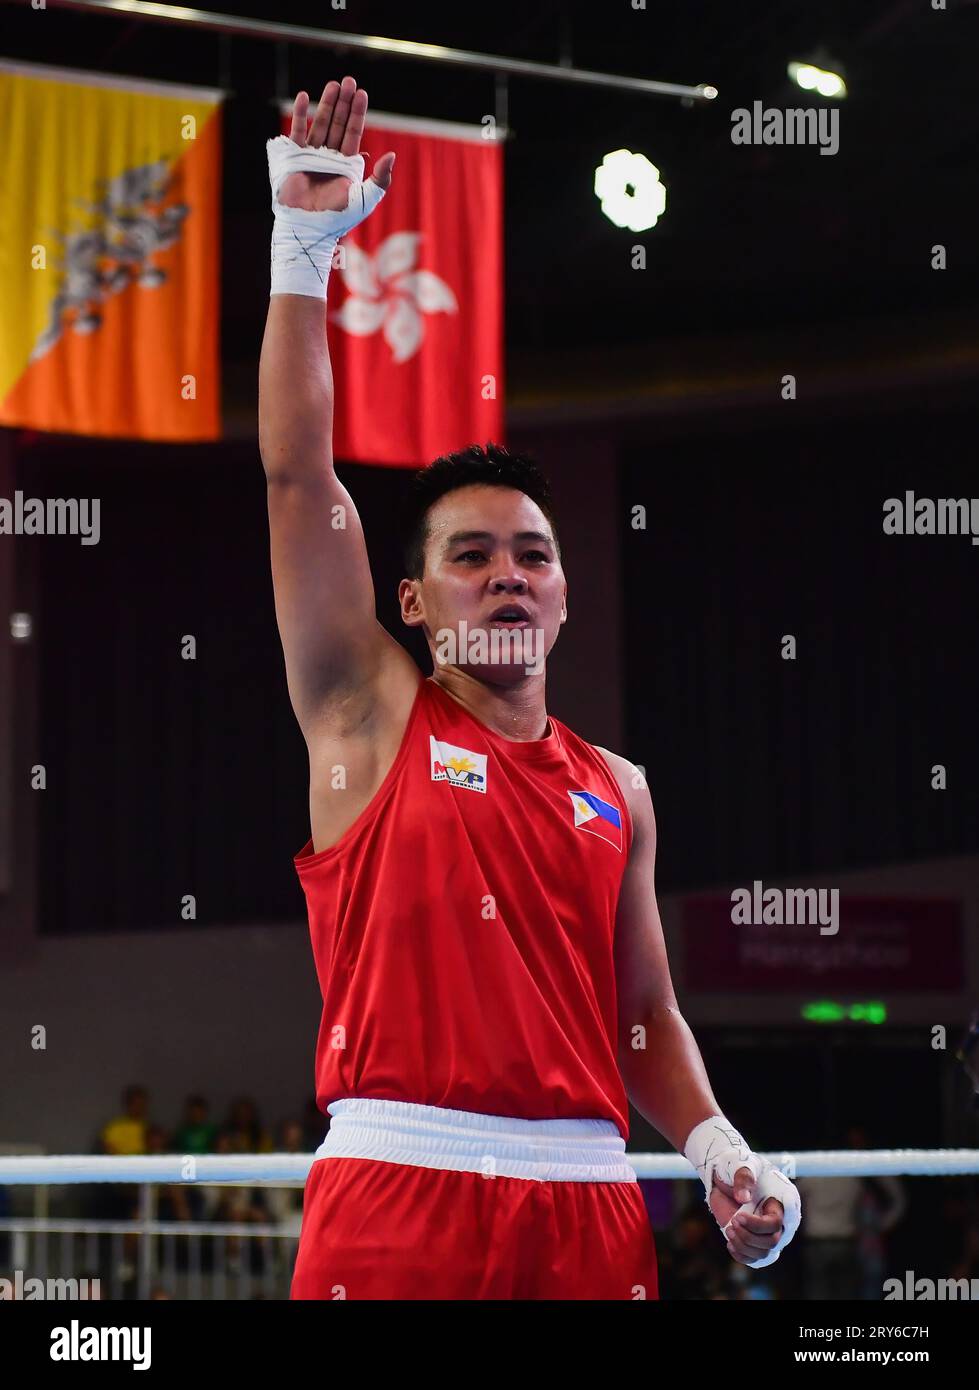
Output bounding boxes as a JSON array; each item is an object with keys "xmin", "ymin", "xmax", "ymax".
[{"xmin": 0, "ymin": 60, "xmax": 223, "ymax": 440}]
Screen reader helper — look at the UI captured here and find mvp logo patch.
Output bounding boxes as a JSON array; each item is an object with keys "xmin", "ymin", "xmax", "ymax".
[{"xmin": 430, "ymin": 736, "xmax": 488, "ymax": 794}]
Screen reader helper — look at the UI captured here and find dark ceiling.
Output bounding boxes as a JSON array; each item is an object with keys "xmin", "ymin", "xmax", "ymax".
[{"xmin": 3, "ymin": 0, "xmax": 978, "ymax": 412}]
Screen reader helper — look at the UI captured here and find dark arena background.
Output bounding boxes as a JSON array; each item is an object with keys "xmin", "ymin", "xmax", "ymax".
[{"xmin": 1, "ymin": 0, "xmax": 978, "ymax": 1351}]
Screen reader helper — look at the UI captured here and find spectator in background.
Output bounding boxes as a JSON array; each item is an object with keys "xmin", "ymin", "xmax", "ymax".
[
  {"xmin": 169, "ymin": 1097, "xmax": 214, "ymax": 1221},
  {"xmin": 727, "ymin": 1262, "xmax": 776, "ymax": 1300},
  {"xmin": 95, "ymin": 1085, "xmax": 150, "ymax": 1226},
  {"xmin": 145, "ymin": 1124, "xmax": 193, "ymax": 1224},
  {"xmin": 145, "ymin": 1123, "xmax": 168, "ymax": 1153},
  {"xmin": 220, "ymin": 1097, "xmax": 273, "ymax": 1154},
  {"xmin": 265, "ymin": 1120, "xmax": 306, "ymax": 1236},
  {"xmin": 938, "ymin": 1187, "xmax": 974, "ymax": 1274},
  {"xmin": 850, "ymin": 1123, "xmax": 905, "ymax": 1299},
  {"xmin": 99, "ymin": 1085, "xmax": 148, "ymax": 1157},
  {"xmin": 212, "ymin": 1174, "xmax": 273, "ymax": 1277},
  {"xmin": 949, "ymin": 1218, "xmax": 979, "ymax": 1283},
  {"xmin": 302, "ymin": 1095, "xmax": 325, "ymax": 1151},
  {"xmin": 209, "ymin": 1114, "xmax": 274, "ymax": 1276},
  {"xmin": 796, "ymin": 1173, "xmax": 862, "ymax": 1299},
  {"xmin": 172, "ymin": 1095, "xmax": 217, "ymax": 1155},
  {"xmin": 664, "ymin": 1204, "xmax": 728, "ymax": 1300},
  {"xmin": 797, "ymin": 1125, "xmax": 905, "ymax": 1300},
  {"xmin": 0, "ymin": 1184, "xmax": 10, "ymax": 1268}
]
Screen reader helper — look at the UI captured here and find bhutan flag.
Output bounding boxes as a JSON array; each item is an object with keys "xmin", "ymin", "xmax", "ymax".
[{"xmin": 0, "ymin": 60, "xmax": 223, "ymax": 440}]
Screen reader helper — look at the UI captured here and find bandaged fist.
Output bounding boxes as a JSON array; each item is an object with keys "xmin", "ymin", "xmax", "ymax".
[
  {"xmin": 685, "ymin": 1116, "xmax": 802, "ymax": 1270},
  {"xmin": 709, "ymin": 1167, "xmax": 792, "ymax": 1267}
]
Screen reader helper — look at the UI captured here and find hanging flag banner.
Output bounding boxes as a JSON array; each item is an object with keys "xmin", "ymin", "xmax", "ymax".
[
  {"xmin": 280, "ymin": 104, "xmax": 504, "ymax": 467},
  {"xmin": 682, "ymin": 895, "xmax": 964, "ymax": 992},
  {"xmin": 0, "ymin": 60, "xmax": 223, "ymax": 441}
]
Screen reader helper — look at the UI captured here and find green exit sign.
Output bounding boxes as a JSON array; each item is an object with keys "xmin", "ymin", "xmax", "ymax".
[{"xmin": 802, "ymin": 1001, "xmax": 887, "ymax": 1024}]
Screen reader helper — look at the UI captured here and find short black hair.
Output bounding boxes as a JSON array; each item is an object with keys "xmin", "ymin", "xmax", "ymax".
[{"xmin": 403, "ymin": 442, "xmax": 558, "ymax": 579}]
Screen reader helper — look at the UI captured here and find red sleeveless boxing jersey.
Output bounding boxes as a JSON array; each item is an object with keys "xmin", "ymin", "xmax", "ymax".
[{"xmin": 294, "ymin": 674, "xmax": 634, "ymax": 1136}]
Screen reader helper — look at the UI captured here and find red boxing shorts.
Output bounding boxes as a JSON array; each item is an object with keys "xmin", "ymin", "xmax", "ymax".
[{"xmin": 290, "ymin": 1099, "xmax": 658, "ymax": 1300}]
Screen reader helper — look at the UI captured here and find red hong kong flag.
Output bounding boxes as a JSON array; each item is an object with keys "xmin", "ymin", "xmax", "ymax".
[{"xmin": 280, "ymin": 106, "xmax": 504, "ymax": 467}]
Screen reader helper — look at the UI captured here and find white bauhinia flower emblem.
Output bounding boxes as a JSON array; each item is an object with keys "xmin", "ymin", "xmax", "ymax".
[{"xmin": 331, "ymin": 232, "xmax": 458, "ymax": 363}]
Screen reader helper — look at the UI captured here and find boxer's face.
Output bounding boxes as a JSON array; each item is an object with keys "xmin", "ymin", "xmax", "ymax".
[{"xmin": 399, "ymin": 484, "xmax": 567, "ymax": 684}]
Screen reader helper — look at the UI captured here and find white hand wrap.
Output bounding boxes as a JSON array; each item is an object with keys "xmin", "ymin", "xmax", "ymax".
[
  {"xmin": 684, "ymin": 1115, "xmax": 802, "ymax": 1269},
  {"xmin": 266, "ymin": 135, "xmax": 387, "ymax": 299}
]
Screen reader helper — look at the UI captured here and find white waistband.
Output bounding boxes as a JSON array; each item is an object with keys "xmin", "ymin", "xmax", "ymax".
[{"xmin": 313, "ymin": 1098, "xmax": 637, "ymax": 1183}]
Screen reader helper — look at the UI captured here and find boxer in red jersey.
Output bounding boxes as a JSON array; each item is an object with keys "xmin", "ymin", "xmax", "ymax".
[{"xmin": 260, "ymin": 75, "xmax": 800, "ymax": 1300}]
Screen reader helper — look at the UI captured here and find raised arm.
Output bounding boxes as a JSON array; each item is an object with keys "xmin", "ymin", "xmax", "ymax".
[{"xmin": 259, "ymin": 79, "xmax": 413, "ymax": 734}]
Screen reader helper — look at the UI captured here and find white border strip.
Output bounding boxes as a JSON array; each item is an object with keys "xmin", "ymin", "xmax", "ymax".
[
  {"xmin": 0, "ymin": 56, "xmax": 226, "ymax": 103},
  {"xmin": 277, "ymin": 101, "xmax": 504, "ymax": 145}
]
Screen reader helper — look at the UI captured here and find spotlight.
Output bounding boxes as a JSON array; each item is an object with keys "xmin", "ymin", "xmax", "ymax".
[
  {"xmin": 10, "ymin": 612, "xmax": 33, "ymax": 642},
  {"xmin": 594, "ymin": 150, "xmax": 666, "ymax": 233},
  {"xmin": 788, "ymin": 59, "xmax": 846, "ymax": 99}
]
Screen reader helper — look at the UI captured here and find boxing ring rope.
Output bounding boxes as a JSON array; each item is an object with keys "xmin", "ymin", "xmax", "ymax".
[
  {"xmin": 2, "ymin": 1150, "xmax": 976, "ymax": 1300},
  {"xmin": 2, "ymin": 1148, "xmax": 979, "ymax": 1184}
]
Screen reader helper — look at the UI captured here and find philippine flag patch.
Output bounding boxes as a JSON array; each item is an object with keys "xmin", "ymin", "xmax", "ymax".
[
  {"xmin": 568, "ymin": 789, "xmax": 623, "ymax": 851},
  {"xmin": 430, "ymin": 736, "xmax": 488, "ymax": 793}
]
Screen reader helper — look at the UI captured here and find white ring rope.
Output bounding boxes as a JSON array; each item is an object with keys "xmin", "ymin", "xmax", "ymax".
[{"xmin": 0, "ymin": 1149, "xmax": 976, "ymax": 1185}]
